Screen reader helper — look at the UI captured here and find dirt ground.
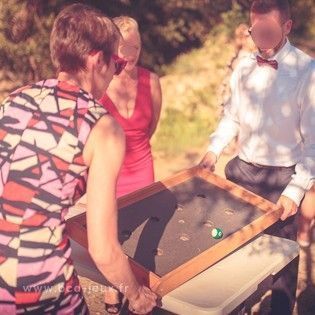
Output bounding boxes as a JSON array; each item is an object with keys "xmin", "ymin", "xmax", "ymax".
[{"xmin": 75, "ymin": 150, "xmax": 315, "ymax": 315}]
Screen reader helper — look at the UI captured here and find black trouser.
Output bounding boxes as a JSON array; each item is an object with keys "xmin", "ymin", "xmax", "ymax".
[{"xmin": 225, "ymin": 156, "xmax": 299, "ymax": 315}]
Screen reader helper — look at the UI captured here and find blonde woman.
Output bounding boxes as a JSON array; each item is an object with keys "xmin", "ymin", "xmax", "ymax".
[
  {"xmin": 99, "ymin": 16, "xmax": 162, "ymax": 314},
  {"xmin": 100, "ymin": 16, "xmax": 162, "ymax": 198}
]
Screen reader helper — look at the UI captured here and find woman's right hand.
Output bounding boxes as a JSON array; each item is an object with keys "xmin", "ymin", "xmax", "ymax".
[{"xmin": 128, "ymin": 285, "xmax": 158, "ymax": 314}]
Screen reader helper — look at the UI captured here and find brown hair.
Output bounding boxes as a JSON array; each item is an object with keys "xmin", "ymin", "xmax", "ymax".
[
  {"xmin": 251, "ymin": 0, "xmax": 291, "ymax": 21},
  {"xmin": 50, "ymin": 3, "xmax": 119, "ymax": 73}
]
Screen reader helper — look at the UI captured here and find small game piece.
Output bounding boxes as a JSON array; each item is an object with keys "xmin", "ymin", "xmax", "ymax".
[
  {"xmin": 224, "ymin": 208, "xmax": 235, "ymax": 216},
  {"xmin": 211, "ymin": 228, "xmax": 223, "ymax": 239},
  {"xmin": 152, "ymin": 248, "xmax": 164, "ymax": 256},
  {"xmin": 180, "ymin": 233, "xmax": 190, "ymax": 241},
  {"xmin": 176, "ymin": 203, "xmax": 184, "ymax": 211},
  {"xmin": 203, "ymin": 219, "xmax": 214, "ymax": 228}
]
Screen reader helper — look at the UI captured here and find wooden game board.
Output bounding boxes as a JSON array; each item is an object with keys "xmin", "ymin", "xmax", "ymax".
[{"xmin": 66, "ymin": 166, "xmax": 282, "ymax": 296}]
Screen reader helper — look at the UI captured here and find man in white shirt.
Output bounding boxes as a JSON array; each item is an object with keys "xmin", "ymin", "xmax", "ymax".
[{"xmin": 200, "ymin": 0, "xmax": 314, "ymax": 314}]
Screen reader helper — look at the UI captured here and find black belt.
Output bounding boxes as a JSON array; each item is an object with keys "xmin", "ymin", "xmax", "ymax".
[{"xmin": 242, "ymin": 159, "xmax": 295, "ymax": 170}]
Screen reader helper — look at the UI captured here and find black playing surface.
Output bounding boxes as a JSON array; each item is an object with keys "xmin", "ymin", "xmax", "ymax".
[{"xmin": 117, "ymin": 176, "xmax": 264, "ymax": 277}]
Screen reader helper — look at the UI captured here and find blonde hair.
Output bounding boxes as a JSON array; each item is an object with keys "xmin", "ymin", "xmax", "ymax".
[{"xmin": 112, "ymin": 16, "xmax": 139, "ymax": 35}]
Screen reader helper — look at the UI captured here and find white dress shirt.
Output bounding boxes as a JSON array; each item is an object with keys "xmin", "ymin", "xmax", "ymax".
[{"xmin": 208, "ymin": 40, "xmax": 315, "ymax": 206}]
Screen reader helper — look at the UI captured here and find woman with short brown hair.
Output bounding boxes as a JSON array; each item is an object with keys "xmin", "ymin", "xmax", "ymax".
[{"xmin": 0, "ymin": 4, "xmax": 156, "ymax": 314}]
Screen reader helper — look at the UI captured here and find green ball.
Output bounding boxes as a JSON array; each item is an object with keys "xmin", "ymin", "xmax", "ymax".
[{"xmin": 211, "ymin": 228, "xmax": 223, "ymax": 239}]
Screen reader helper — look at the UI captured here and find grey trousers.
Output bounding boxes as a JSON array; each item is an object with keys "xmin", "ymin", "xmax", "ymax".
[{"xmin": 225, "ymin": 156, "xmax": 299, "ymax": 315}]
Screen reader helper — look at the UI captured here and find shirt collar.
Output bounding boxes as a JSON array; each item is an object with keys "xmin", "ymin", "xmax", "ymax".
[{"xmin": 251, "ymin": 38, "xmax": 292, "ymax": 63}]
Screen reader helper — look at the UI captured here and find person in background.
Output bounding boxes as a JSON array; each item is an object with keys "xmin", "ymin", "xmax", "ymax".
[
  {"xmin": 0, "ymin": 4, "xmax": 157, "ymax": 315},
  {"xmin": 199, "ymin": 0, "xmax": 314, "ymax": 313},
  {"xmin": 100, "ymin": 16, "xmax": 162, "ymax": 198}
]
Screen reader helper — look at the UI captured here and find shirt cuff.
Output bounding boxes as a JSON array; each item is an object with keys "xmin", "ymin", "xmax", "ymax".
[
  {"xmin": 281, "ymin": 183, "xmax": 306, "ymax": 207},
  {"xmin": 206, "ymin": 143, "xmax": 222, "ymax": 160}
]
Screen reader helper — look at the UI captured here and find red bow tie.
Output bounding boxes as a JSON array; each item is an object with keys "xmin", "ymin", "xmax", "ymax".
[{"xmin": 256, "ymin": 55, "xmax": 278, "ymax": 70}]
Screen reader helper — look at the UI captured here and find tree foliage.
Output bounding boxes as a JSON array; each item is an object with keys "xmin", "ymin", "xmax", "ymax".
[{"xmin": 0, "ymin": 0, "xmax": 314, "ymax": 93}]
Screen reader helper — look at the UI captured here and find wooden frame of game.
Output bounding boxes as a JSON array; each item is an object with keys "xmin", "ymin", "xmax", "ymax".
[{"xmin": 66, "ymin": 166, "xmax": 282, "ymax": 297}]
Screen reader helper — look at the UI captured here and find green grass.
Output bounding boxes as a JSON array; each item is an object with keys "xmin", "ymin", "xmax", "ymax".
[
  {"xmin": 152, "ymin": 31, "xmax": 235, "ymax": 157},
  {"xmin": 153, "ymin": 107, "xmax": 215, "ymax": 157}
]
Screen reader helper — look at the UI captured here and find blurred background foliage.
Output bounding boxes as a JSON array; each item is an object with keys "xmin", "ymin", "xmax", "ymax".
[
  {"xmin": 0, "ymin": 0, "xmax": 314, "ymax": 158},
  {"xmin": 1, "ymin": 0, "xmax": 314, "ymax": 85}
]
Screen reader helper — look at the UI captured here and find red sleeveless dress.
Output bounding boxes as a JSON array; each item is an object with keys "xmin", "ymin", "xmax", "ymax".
[{"xmin": 100, "ymin": 67, "xmax": 154, "ymax": 197}]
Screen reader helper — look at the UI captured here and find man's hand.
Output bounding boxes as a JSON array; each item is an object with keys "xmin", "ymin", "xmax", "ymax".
[
  {"xmin": 199, "ymin": 151, "xmax": 217, "ymax": 172},
  {"xmin": 277, "ymin": 195, "xmax": 298, "ymax": 221}
]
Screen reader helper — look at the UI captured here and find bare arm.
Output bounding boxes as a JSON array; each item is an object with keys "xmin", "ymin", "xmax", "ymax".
[
  {"xmin": 83, "ymin": 115, "xmax": 156, "ymax": 313},
  {"xmin": 148, "ymin": 73, "xmax": 162, "ymax": 138}
]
